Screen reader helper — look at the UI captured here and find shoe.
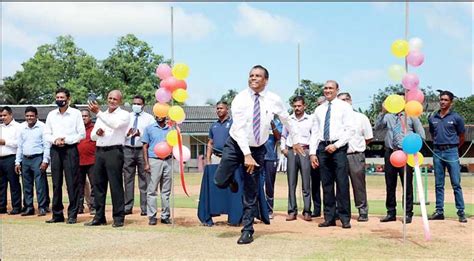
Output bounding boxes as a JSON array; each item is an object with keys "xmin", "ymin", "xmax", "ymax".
[
  {"xmin": 237, "ymin": 231, "xmax": 254, "ymax": 244},
  {"xmin": 78, "ymin": 208, "xmax": 84, "ymax": 214},
  {"xmin": 46, "ymin": 217, "xmax": 65, "ymax": 223},
  {"xmin": 285, "ymin": 214, "xmax": 297, "ymax": 221},
  {"xmin": 112, "ymin": 221, "xmax": 124, "ymax": 228},
  {"xmin": 303, "ymin": 213, "xmax": 312, "ymax": 221},
  {"xmin": 311, "ymin": 212, "xmax": 321, "ymax": 218},
  {"xmin": 342, "ymin": 222, "xmax": 351, "ymax": 229},
  {"xmin": 37, "ymin": 209, "xmax": 47, "ymax": 216},
  {"xmin": 124, "ymin": 210, "xmax": 133, "ymax": 215},
  {"xmin": 428, "ymin": 212, "xmax": 445, "ymax": 220},
  {"xmin": 318, "ymin": 220, "xmax": 336, "ymax": 227},
  {"xmin": 45, "ymin": 207, "xmax": 51, "ymax": 213},
  {"xmin": 459, "ymin": 214, "xmax": 467, "ymax": 223},
  {"xmin": 140, "ymin": 211, "xmax": 147, "ymax": 216},
  {"xmin": 357, "ymin": 214, "xmax": 368, "ymax": 222},
  {"xmin": 149, "ymin": 217, "xmax": 158, "ymax": 226},
  {"xmin": 0, "ymin": 208, "xmax": 7, "ymax": 214},
  {"xmin": 229, "ymin": 179, "xmax": 238, "ymax": 193},
  {"xmin": 161, "ymin": 218, "xmax": 171, "ymax": 224},
  {"xmin": 67, "ymin": 218, "xmax": 77, "ymax": 224},
  {"xmin": 21, "ymin": 209, "xmax": 35, "ymax": 216},
  {"xmin": 268, "ymin": 213, "xmax": 274, "ymax": 219},
  {"xmin": 380, "ymin": 215, "xmax": 396, "ymax": 222},
  {"xmin": 8, "ymin": 209, "xmax": 21, "ymax": 215},
  {"xmin": 90, "ymin": 209, "xmax": 96, "ymax": 216},
  {"xmin": 84, "ymin": 219, "xmax": 107, "ymax": 226}
]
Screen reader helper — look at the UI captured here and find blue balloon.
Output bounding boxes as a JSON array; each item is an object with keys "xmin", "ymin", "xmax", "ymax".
[{"xmin": 402, "ymin": 133, "xmax": 423, "ymax": 154}]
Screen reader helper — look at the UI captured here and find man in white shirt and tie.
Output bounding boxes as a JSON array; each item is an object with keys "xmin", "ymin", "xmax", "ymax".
[
  {"xmin": 214, "ymin": 65, "xmax": 304, "ymax": 244},
  {"xmin": 309, "ymin": 80, "xmax": 355, "ymax": 229},
  {"xmin": 123, "ymin": 95, "xmax": 155, "ymax": 216}
]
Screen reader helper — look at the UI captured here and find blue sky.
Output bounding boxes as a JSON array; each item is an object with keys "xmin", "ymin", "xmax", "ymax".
[{"xmin": 1, "ymin": 2, "xmax": 472, "ymax": 110}]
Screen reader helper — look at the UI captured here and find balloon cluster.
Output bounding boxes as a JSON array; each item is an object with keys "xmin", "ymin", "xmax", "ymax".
[
  {"xmin": 152, "ymin": 63, "xmax": 191, "ymax": 162},
  {"xmin": 386, "ymin": 37, "xmax": 426, "ymax": 168}
]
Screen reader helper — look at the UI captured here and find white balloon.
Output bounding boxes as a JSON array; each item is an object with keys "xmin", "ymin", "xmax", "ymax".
[
  {"xmin": 172, "ymin": 145, "xmax": 191, "ymax": 162},
  {"xmin": 409, "ymin": 37, "xmax": 423, "ymax": 51}
]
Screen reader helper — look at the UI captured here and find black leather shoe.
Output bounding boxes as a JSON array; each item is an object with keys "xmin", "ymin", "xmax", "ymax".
[
  {"xmin": 21, "ymin": 209, "xmax": 35, "ymax": 216},
  {"xmin": 46, "ymin": 217, "xmax": 65, "ymax": 223},
  {"xmin": 161, "ymin": 218, "xmax": 171, "ymax": 224},
  {"xmin": 229, "ymin": 180, "xmax": 238, "ymax": 193},
  {"xmin": 357, "ymin": 214, "xmax": 368, "ymax": 222},
  {"xmin": 84, "ymin": 219, "xmax": 107, "ymax": 226},
  {"xmin": 66, "ymin": 218, "xmax": 77, "ymax": 224},
  {"xmin": 459, "ymin": 214, "xmax": 467, "ymax": 223},
  {"xmin": 318, "ymin": 220, "xmax": 336, "ymax": 227},
  {"xmin": 8, "ymin": 209, "xmax": 21, "ymax": 215},
  {"xmin": 0, "ymin": 208, "xmax": 8, "ymax": 214},
  {"xmin": 428, "ymin": 212, "xmax": 444, "ymax": 220},
  {"xmin": 112, "ymin": 221, "xmax": 124, "ymax": 228},
  {"xmin": 237, "ymin": 231, "xmax": 253, "ymax": 244},
  {"xmin": 404, "ymin": 216, "xmax": 412, "ymax": 224},
  {"xmin": 140, "ymin": 211, "xmax": 147, "ymax": 216},
  {"xmin": 124, "ymin": 210, "xmax": 133, "ymax": 215},
  {"xmin": 342, "ymin": 222, "xmax": 351, "ymax": 229},
  {"xmin": 149, "ymin": 218, "xmax": 158, "ymax": 226},
  {"xmin": 37, "ymin": 208, "xmax": 47, "ymax": 216},
  {"xmin": 380, "ymin": 215, "xmax": 396, "ymax": 222}
]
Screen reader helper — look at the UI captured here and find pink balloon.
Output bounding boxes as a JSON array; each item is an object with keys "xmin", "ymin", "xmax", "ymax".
[
  {"xmin": 406, "ymin": 88, "xmax": 425, "ymax": 103},
  {"xmin": 154, "ymin": 142, "xmax": 172, "ymax": 159},
  {"xmin": 156, "ymin": 64, "xmax": 172, "ymax": 80},
  {"xmin": 160, "ymin": 76, "xmax": 179, "ymax": 92},
  {"xmin": 175, "ymin": 79, "xmax": 187, "ymax": 90},
  {"xmin": 402, "ymin": 73, "xmax": 419, "ymax": 90},
  {"xmin": 406, "ymin": 50, "xmax": 424, "ymax": 67},
  {"xmin": 390, "ymin": 150, "xmax": 407, "ymax": 168},
  {"xmin": 155, "ymin": 88, "xmax": 171, "ymax": 103},
  {"xmin": 173, "ymin": 145, "xmax": 191, "ymax": 162}
]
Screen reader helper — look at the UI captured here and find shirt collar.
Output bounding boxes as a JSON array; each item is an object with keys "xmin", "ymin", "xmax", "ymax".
[
  {"xmin": 152, "ymin": 122, "xmax": 169, "ymax": 130},
  {"xmin": 55, "ymin": 106, "xmax": 72, "ymax": 115},
  {"xmin": 290, "ymin": 112, "xmax": 309, "ymax": 121},
  {"xmin": 25, "ymin": 120, "xmax": 41, "ymax": 129},
  {"xmin": 247, "ymin": 88, "xmax": 268, "ymax": 97}
]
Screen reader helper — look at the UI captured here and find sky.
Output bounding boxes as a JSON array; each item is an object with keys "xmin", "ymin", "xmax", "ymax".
[{"xmin": 1, "ymin": 2, "xmax": 473, "ymax": 110}]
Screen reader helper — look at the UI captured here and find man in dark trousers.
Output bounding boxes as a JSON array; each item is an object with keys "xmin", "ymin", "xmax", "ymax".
[{"xmin": 77, "ymin": 109, "xmax": 96, "ymax": 215}]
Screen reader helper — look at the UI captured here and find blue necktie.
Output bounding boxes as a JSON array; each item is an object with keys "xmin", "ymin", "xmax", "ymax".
[
  {"xmin": 130, "ymin": 113, "xmax": 139, "ymax": 146},
  {"xmin": 323, "ymin": 102, "xmax": 332, "ymax": 141},
  {"xmin": 253, "ymin": 93, "xmax": 261, "ymax": 144}
]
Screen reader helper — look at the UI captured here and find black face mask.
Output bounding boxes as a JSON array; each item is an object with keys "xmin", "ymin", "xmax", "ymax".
[{"xmin": 56, "ymin": 100, "xmax": 67, "ymax": 107}]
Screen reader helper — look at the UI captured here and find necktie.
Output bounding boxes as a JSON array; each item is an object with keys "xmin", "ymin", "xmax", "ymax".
[
  {"xmin": 253, "ymin": 93, "xmax": 261, "ymax": 144},
  {"xmin": 130, "ymin": 113, "xmax": 139, "ymax": 146},
  {"xmin": 323, "ymin": 102, "xmax": 332, "ymax": 141}
]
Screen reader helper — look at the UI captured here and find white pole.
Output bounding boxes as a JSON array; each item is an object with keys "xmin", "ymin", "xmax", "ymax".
[
  {"xmin": 402, "ymin": 0, "xmax": 409, "ymax": 243},
  {"xmin": 297, "ymin": 43, "xmax": 301, "ymax": 96},
  {"xmin": 170, "ymin": 5, "xmax": 175, "ymax": 228}
]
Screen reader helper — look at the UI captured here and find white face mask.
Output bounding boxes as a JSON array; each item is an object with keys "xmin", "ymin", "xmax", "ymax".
[{"xmin": 132, "ymin": 104, "xmax": 142, "ymax": 114}]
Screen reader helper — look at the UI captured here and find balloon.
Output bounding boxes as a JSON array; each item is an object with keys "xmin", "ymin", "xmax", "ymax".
[
  {"xmin": 384, "ymin": 94, "xmax": 405, "ymax": 114},
  {"xmin": 409, "ymin": 37, "xmax": 423, "ymax": 51},
  {"xmin": 172, "ymin": 145, "xmax": 191, "ymax": 162},
  {"xmin": 166, "ymin": 130, "xmax": 179, "ymax": 147},
  {"xmin": 402, "ymin": 133, "xmax": 423, "ymax": 154},
  {"xmin": 405, "ymin": 100, "xmax": 423, "ymax": 117},
  {"xmin": 391, "ymin": 39, "xmax": 410, "ymax": 58},
  {"xmin": 153, "ymin": 141, "xmax": 172, "ymax": 159},
  {"xmin": 172, "ymin": 89, "xmax": 188, "ymax": 103},
  {"xmin": 160, "ymin": 77, "xmax": 179, "ymax": 92},
  {"xmin": 172, "ymin": 63, "xmax": 190, "ymax": 80},
  {"xmin": 390, "ymin": 150, "xmax": 407, "ymax": 168},
  {"xmin": 168, "ymin": 105, "xmax": 185, "ymax": 123},
  {"xmin": 153, "ymin": 102, "xmax": 170, "ymax": 118},
  {"xmin": 176, "ymin": 79, "xmax": 187, "ymax": 90},
  {"xmin": 407, "ymin": 152, "xmax": 424, "ymax": 167},
  {"xmin": 402, "ymin": 73, "xmax": 419, "ymax": 90},
  {"xmin": 155, "ymin": 88, "xmax": 171, "ymax": 103},
  {"xmin": 156, "ymin": 64, "xmax": 172, "ymax": 80},
  {"xmin": 407, "ymin": 50, "xmax": 425, "ymax": 67},
  {"xmin": 388, "ymin": 64, "xmax": 406, "ymax": 82},
  {"xmin": 406, "ymin": 88, "xmax": 424, "ymax": 103}
]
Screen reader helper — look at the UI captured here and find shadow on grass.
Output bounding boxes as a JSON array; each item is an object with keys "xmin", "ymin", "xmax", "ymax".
[{"xmin": 371, "ymin": 228, "xmax": 428, "ymax": 248}]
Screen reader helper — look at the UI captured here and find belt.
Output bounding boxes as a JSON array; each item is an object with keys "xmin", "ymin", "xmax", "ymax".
[
  {"xmin": 347, "ymin": 151, "xmax": 363, "ymax": 155},
  {"xmin": 23, "ymin": 153, "xmax": 43, "ymax": 159},
  {"xmin": 319, "ymin": 140, "xmax": 338, "ymax": 146},
  {"xmin": 153, "ymin": 155, "xmax": 173, "ymax": 160},
  {"xmin": 0, "ymin": 154, "xmax": 15, "ymax": 159},
  {"xmin": 212, "ymin": 151, "xmax": 222, "ymax": 157},
  {"xmin": 97, "ymin": 145, "xmax": 123, "ymax": 151},
  {"xmin": 125, "ymin": 146, "xmax": 142, "ymax": 150},
  {"xmin": 434, "ymin": 144, "xmax": 457, "ymax": 151},
  {"xmin": 52, "ymin": 143, "xmax": 78, "ymax": 148},
  {"xmin": 288, "ymin": 145, "xmax": 309, "ymax": 150}
]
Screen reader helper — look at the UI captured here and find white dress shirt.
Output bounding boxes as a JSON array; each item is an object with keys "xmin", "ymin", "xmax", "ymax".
[
  {"xmin": 0, "ymin": 119, "xmax": 21, "ymax": 156},
  {"xmin": 347, "ymin": 111, "xmax": 373, "ymax": 153},
  {"xmin": 124, "ymin": 111, "xmax": 155, "ymax": 147},
  {"xmin": 229, "ymin": 88, "xmax": 301, "ymax": 155},
  {"xmin": 44, "ymin": 106, "xmax": 86, "ymax": 145},
  {"xmin": 309, "ymin": 98, "xmax": 355, "ymax": 155},
  {"xmin": 16, "ymin": 121, "xmax": 51, "ymax": 164},
  {"xmin": 281, "ymin": 113, "xmax": 314, "ymax": 147},
  {"xmin": 91, "ymin": 107, "xmax": 130, "ymax": 147}
]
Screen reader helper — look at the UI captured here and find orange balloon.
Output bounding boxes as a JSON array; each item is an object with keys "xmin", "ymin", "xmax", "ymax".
[
  {"xmin": 405, "ymin": 100, "xmax": 423, "ymax": 117},
  {"xmin": 153, "ymin": 102, "xmax": 170, "ymax": 118}
]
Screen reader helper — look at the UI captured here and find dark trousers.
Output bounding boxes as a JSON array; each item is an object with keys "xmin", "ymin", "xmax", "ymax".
[
  {"xmin": 0, "ymin": 155, "xmax": 22, "ymax": 211},
  {"xmin": 310, "ymin": 167, "xmax": 322, "ymax": 215},
  {"xmin": 318, "ymin": 144, "xmax": 351, "ymax": 223},
  {"xmin": 50, "ymin": 144, "xmax": 80, "ymax": 219},
  {"xmin": 263, "ymin": 160, "xmax": 277, "ymax": 214},
  {"xmin": 93, "ymin": 146, "xmax": 125, "ymax": 223},
  {"xmin": 78, "ymin": 164, "xmax": 95, "ymax": 211},
  {"xmin": 384, "ymin": 148, "xmax": 413, "ymax": 216},
  {"xmin": 214, "ymin": 137, "xmax": 266, "ymax": 235},
  {"xmin": 21, "ymin": 155, "xmax": 49, "ymax": 210}
]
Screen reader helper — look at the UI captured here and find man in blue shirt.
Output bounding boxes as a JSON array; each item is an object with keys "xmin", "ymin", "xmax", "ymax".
[
  {"xmin": 206, "ymin": 101, "xmax": 232, "ymax": 164},
  {"xmin": 263, "ymin": 117, "xmax": 282, "ymax": 219},
  {"xmin": 428, "ymin": 90, "xmax": 467, "ymax": 223},
  {"xmin": 142, "ymin": 116, "xmax": 172, "ymax": 225}
]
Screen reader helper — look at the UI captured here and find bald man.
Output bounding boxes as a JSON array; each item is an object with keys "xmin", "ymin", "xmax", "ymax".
[{"xmin": 85, "ymin": 90, "xmax": 130, "ymax": 228}]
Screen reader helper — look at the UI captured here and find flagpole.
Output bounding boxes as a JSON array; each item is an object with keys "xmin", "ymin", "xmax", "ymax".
[
  {"xmin": 297, "ymin": 42, "xmax": 301, "ymax": 96},
  {"xmin": 403, "ymin": 0, "xmax": 409, "ymax": 243},
  {"xmin": 170, "ymin": 5, "xmax": 175, "ymax": 228}
]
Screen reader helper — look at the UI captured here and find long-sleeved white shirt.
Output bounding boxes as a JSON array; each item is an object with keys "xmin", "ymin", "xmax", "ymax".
[
  {"xmin": 0, "ymin": 119, "xmax": 20, "ymax": 156},
  {"xmin": 44, "ymin": 107, "xmax": 85, "ymax": 145},
  {"xmin": 280, "ymin": 113, "xmax": 314, "ymax": 149},
  {"xmin": 91, "ymin": 107, "xmax": 130, "ymax": 147}
]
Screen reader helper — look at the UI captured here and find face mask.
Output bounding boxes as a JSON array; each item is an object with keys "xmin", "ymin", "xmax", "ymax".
[
  {"xmin": 56, "ymin": 100, "xmax": 67, "ymax": 108},
  {"xmin": 132, "ymin": 104, "xmax": 142, "ymax": 114}
]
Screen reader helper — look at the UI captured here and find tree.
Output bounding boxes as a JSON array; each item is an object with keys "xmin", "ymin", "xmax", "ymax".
[
  {"xmin": 288, "ymin": 79, "xmax": 324, "ymax": 113},
  {"xmin": 219, "ymin": 89, "xmax": 238, "ymax": 105},
  {"xmin": 205, "ymin": 98, "xmax": 216, "ymax": 106},
  {"xmin": 452, "ymin": 95, "xmax": 474, "ymax": 124}
]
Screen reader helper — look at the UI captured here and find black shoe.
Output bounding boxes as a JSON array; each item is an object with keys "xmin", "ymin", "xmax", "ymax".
[
  {"xmin": 357, "ymin": 214, "xmax": 368, "ymax": 222},
  {"xmin": 342, "ymin": 222, "xmax": 351, "ymax": 229},
  {"xmin": 428, "ymin": 212, "xmax": 445, "ymax": 220},
  {"xmin": 380, "ymin": 215, "xmax": 396, "ymax": 222},
  {"xmin": 21, "ymin": 208, "xmax": 35, "ymax": 216},
  {"xmin": 140, "ymin": 211, "xmax": 147, "ymax": 216},
  {"xmin": 124, "ymin": 210, "xmax": 133, "ymax": 215},
  {"xmin": 404, "ymin": 216, "xmax": 412, "ymax": 224},
  {"xmin": 90, "ymin": 209, "xmax": 96, "ymax": 216},
  {"xmin": 46, "ymin": 217, "xmax": 65, "ymax": 223},
  {"xmin": 78, "ymin": 209, "xmax": 84, "ymax": 214},
  {"xmin": 45, "ymin": 207, "xmax": 51, "ymax": 213},
  {"xmin": 0, "ymin": 208, "xmax": 7, "ymax": 214},
  {"xmin": 112, "ymin": 221, "xmax": 124, "ymax": 228},
  {"xmin": 311, "ymin": 212, "xmax": 321, "ymax": 218},
  {"xmin": 161, "ymin": 218, "xmax": 171, "ymax": 224},
  {"xmin": 459, "ymin": 214, "xmax": 467, "ymax": 223},
  {"xmin": 67, "ymin": 218, "xmax": 77, "ymax": 224},
  {"xmin": 229, "ymin": 180, "xmax": 238, "ymax": 193},
  {"xmin": 37, "ymin": 208, "xmax": 47, "ymax": 216},
  {"xmin": 84, "ymin": 219, "xmax": 107, "ymax": 226},
  {"xmin": 8, "ymin": 209, "xmax": 21, "ymax": 215},
  {"xmin": 149, "ymin": 218, "xmax": 158, "ymax": 226},
  {"xmin": 318, "ymin": 220, "xmax": 336, "ymax": 227},
  {"xmin": 237, "ymin": 231, "xmax": 253, "ymax": 244}
]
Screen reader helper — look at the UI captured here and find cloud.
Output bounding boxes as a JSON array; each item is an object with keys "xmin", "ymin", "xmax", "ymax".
[
  {"xmin": 341, "ymin": 69, "xmax": 385, "ymax": 88},
  {"xmin": 423, "ymin": 3, "xmax": 470, "ymax": 40},
  {"xmin": 233, "ymin": 3, "xmax": 309, "ymax": 43},
  {"xmin": 2, "ymin": 3, "xmax": 215, "ymax": 40},
  {"xmin": 1, "ymin": 22, "xmax": 51, "ymax": 53}
]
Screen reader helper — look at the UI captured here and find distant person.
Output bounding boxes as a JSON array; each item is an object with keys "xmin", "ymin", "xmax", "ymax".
[
  {"xmin": 428, "ymin": 91, "xmax": 467, "ymax": 223},
  {"xmin": 206, "ymin": 101, "xmax": 232, "ymax": 164},
  {"xmin": 263, "ymin": 116, "xmax": 282, "ymax": 219}
]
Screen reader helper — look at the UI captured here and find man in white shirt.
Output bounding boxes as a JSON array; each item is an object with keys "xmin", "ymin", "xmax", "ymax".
[
  {"xmin": 309, "ymin": 80, "xmax": 355, "ymax": 229},
  {"xmin": 85, "ymin": 90, "xmax": 130, "ymax": 228},
  {"xmin": 214, "ymin": 65, "xmax": 304, "ymax": 244},
  {"xmin": 281, "ymin": 96, "xmax": 314, "ymax": 222},
  {"xmin": 44, "ymin": 88, "xmax": 86, "ymax": 224},
  {"xmin": 338, "ymin": 92, "xmax": 373, "ymax": 222},
  {"xmin": 123, "ymin": 95, "xmax": 155, "ymax": 216},
  {"xmin": 0, "ymin": 106, "xmax": 22, "ymax": 215}
]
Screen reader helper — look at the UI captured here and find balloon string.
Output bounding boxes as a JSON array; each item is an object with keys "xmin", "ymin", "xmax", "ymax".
[{"xmin": 176, "ymin": 125, "xmax": 189, "ymax": 197}]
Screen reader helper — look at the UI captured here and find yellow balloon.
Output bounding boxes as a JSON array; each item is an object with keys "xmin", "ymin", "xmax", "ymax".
[
  {"xmin": 168, "ymin": 105, "xmax": 185, "ymax": 123},
  {"xmin": 405, "ymin": 100, "xmax": 423, "ymax": 117},
  {"xmin": 172, "ymin": 89, "xmax": 188, "ymax": 103},
  {"xmin": 391, "ymin": 39, "xmax": 410, "ymax": 58},
  {"xmin": 384, "ymin": 94, "xmax": 405, "ymax": 114},
  {"xmin": 172, "ymin": 63, "xmax": 190, "ymax": 80},
  {"xmin": 407, "ymin": 152, "xmax": 424, "ymax": 167},
  {"xmin": 153, "ymin": 102, "xmax": 170, "ymax": 118},
  {"xmin": 166, "ymin": 130, "xmax": 179, "ymax": 146}
]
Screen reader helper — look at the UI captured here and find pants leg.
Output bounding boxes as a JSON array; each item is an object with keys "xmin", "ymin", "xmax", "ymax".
[
  {"xmin": 286, "ymin": 150, "xmax": 298, "ymax": 215},
  {"xmin": 50, "ymin": 147, "xmax": 65, "ymax": 218},
  {"xmin": 78, "ymin": 165, "xmax": 88, "ymax": 211},
  {"xmin": 136, "ymin": 149, "xmax": 148, "ymax": 213},
  {"xmin": 384, "ymin": 149, "xmax": 399, "ymax": 216},
  {"xmin": 21, "ymin": 159, "xmax": 35, "ymax": 209},
  {"xmin": 333, "ymin": 146, "xmax": 351, "ymax": 223},
  {"xmin": 4, "ymin": 156, "xmax": 22, "ymax": 210},
  {"xmin": 317, "ymin": 145, "xmax": 337, "ymax": 222},
  {"xmin": 214, "ymin": 138, "xmax": 245, "ymax": 188},
  {"xmin": 147, "ymin": 158, "xmax": 165, "ymax": 219},
  {"xmin": 264, "ymin": 160, "xmax": 277, "ymax": 214},
  {"xmin": 105, "ymin": 148, "xmax": 125, "ymax": 222},
  {"xmin": 347, "ymin": 153, "xmax": 368, "ymax": 215},
  {"xmin": 298, "ymin": 150, "xmax": 312, "ymax": 215},
  {"xmin": 86, "ymin": 165, "xmax": 95, "ymax": 210},
  {"xmin": 311, "ymin": 167, "xmax": 321, "ymax": 215},
  {"xmin": 64, "ymin": 146, "xmax": 80, "ymax": 219},
  {"xmin": 92, "ymin": 150, "xmax": 108, "ymax": 222},
  {"xmin": 122, "ymin": 147, "xmax": 136, "ymax": 212},
  {"xmin": 399, "ymin": 166, "xmax": 414, "ymax": 216},
  {"xmin": 31, "ymin": 157, "xmax": 47, "ymax": 209},
  {"xmin": 444, "ymin": 148, "xmax": 465, "ymax": 214},
  {"xmin": 0, "ymin": 163, "xmax": 7, "ymax": 210},
  {"xmin": 160, "ymin": 159, "xmax": 172, "ymax": 220},
  {"xmin": 433, "ymin": 149, "xmax": 445, "ymax": 213}
]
